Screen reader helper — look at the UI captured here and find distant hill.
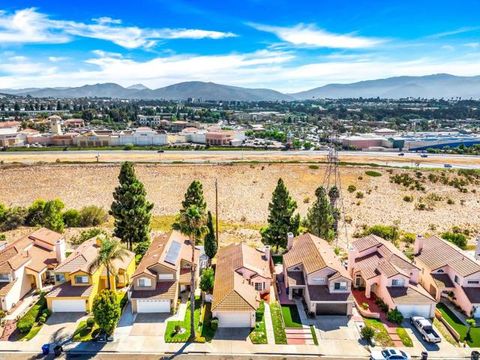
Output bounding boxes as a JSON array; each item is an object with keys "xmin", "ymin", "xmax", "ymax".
[
  {"xmin": 2, "ymin": 74, "xmax": 480, "ymax": 100},
  {"xmin": 290, "ymin": 74, "xmax": 480, "ymax": 99},
  {"xmin": 0, "ymin": 81, "xmax": 292, "ymax": 101}
]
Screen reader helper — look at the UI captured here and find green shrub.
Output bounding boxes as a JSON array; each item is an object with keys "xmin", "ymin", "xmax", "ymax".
[
  {"xmin": 255, "ymin": 301, "xmax": 265, "ymax": 321},
  {"xmin": 210, "ymin": 318, "xmax": 218, "ymax": 331},
  {"xmin": 71, "ymin": 228, "xmax": 107, "ymax": 245},
  {"xmin": 79, "ymin": 206, "xmax": 108, "ymax": 226},
  {"xmin": 86, "ymin": 317, "xmax": 95, "ymax": 328},
  {"xmin": 387, "ymin": 308, "xmax": 404, "ymax": 325},
  {"xmin": 401, "ymin": 233, "xmax": 416, "ymax": 244},
  {"xmin": 441, "ymin": 231, "xmax": 467, "ymax": 250},
  {"xmin": 403, "ymin": 195, "xmax": 413, "ymax": 202},
  {"xmin": 0, "ymin": 310, "xmax": 6, "ymax": 319},
  {"xmin": 38, "ymin": 315, "xmax": 47, "ymax": 324},
  {"xmin": 365, "ymin": 170, "xmax": 382, "ymax": 177},
  {"xmin": 63, "ymin": 209, "xmax": 81, "ymax": 227},
  {"xmin": 363, "ymin": 224, "xmax": 399, "ymax": 243},
  {"xmin": 356, "ymin": 191, "xmax": 364, "ymax": 199},
  {"xmin": 361, "ymin": 325, "xmax": 375, "ymax": 341},
  {"xmin": 447, "ymin": 198, "xmax": 455, "ymax": 205},
  {"xmin": 309, "ymin": 165, "xmax": 319, "ymax": 170},
  {"xmin": 0, "ymin": 206, "xmax": 27, "ymax": 231},
  {"xmin": 17, "ymin": 296, "xmax": 46, "ymax": 334},
  {"xmin": 347, "ymin": 185, "xmax": 356, "ymax": 193}
]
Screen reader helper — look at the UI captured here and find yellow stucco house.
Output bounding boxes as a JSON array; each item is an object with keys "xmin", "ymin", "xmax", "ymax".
[{"xmin": 46, "ymin": 237, "xmax": 135, "ymax": 313}]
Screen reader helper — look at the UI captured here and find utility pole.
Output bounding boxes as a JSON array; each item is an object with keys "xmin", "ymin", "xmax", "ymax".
[{"xmin": 215, "ymin": 178, "xmax": 219, "ymax": 246}]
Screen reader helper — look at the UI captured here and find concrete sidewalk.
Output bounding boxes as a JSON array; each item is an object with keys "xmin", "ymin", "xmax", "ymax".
[{"xmin": 263, "ymin": 303, "xmax": 275, "ymax": 344}]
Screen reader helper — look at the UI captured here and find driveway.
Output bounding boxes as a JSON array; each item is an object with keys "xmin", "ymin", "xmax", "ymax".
[
  {"xmin": 214, "ymin": 327, "xmax": 250, "ymax": 341},
  {"xmin": 130, "ymin": 313, "xmax": 169, "ymax": 337},
  {"xmin": 33, "ymin": 313, "xmax": 85, "ymax": 345},
  {"xmin": 313, "ymin": 315, "xmax": 359, "ymax": 340}
]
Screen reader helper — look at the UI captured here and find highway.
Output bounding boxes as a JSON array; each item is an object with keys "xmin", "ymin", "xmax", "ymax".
[{"xmin": 1, "ymin": 149, "xmax": 480, "ymax": 169}]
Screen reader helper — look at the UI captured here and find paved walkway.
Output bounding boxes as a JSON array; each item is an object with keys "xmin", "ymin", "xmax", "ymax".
[
  {"xmin": 4, "ymin": 293, "xmax": 39, "ymax": 321},
  {"xmin": 263, "ymin": 303, "xmax": 275, "ymax": 344},
  {"xmin": 170, "ymin": 300, "xmax": 188, "ymax": 321}
]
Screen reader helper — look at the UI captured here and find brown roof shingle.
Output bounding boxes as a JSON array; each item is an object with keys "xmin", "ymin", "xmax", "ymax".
[{"xmin": 130, "ymin": 281, "xmax": 177, "ymax": 300}]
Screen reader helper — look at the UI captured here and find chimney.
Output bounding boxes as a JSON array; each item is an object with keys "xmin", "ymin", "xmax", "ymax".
[
  {"xmin": 264, "ymin": 245, "xmax": 271, "ymax": 263},
  {"xmin": 476, "ymin": 236, "xmax": 480, "ymax": 261},
  {"xmin": 414, "ymin": 234, "xmax": 424, "ymax": 255},
  {"xmin": 55, "ymin": 238, "xmax": 66, "ymax": 264},
  {"xmin": 287, "ymin": 232, "xmax": 295, "ymax": 250}
]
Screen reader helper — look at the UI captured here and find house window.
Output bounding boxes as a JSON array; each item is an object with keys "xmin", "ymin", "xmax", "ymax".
[
  {"xmin": 468, "ymin": 280, "xmax": 479, "ymax": 285},
  {"xmin": 334, "ymin": 282, "xmax": 348, "ymax": 290},
  {"xmin": 254, "ymin": 282, "xmax": 264, "ymax": 291},
  {"xmin": 138, "ymin": 278, "xmax": 152, "ymax": 287},
  {"xmin": 0, "ymin": 273, "xmax": 10, "ymax": 282},
  {"xmin": 454, "ymin": 275, "xmax": 460, "ymax": 284},
  {"xmin": 55, "ymin": 274, "xmax": 65, "ymax": 283},
  {"xmin": 392, "ymin": 279, "xmax": 404, "ymax": 287},
  {"xmin": 75, "ymin": 275, "xmax": 89, "ymax": 284}
]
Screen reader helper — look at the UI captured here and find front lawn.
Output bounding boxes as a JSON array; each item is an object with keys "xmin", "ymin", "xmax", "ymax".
[
  {"xmin": 200, "ymin": 302, "xmax": 217, "ymax": 342},
  {"xmin": 437, "ymin": 303, "xmax": 480, "ymax": 347},
  {"xmin": 270, "ymin": 302, "xmax": 287, "ymax": 344},
  {"xmin": 281, "ymin": 305, "xmax": 302, "ymax": 328},
  {"xmin": 364, "ymin": 318, "xmax": 394, "ymax": 347},
  {"xmin": 250, "ymin": 301, "xmax": 267, "ymax": 344},
  {"xmin": 165, "ymin": 299, "xmax": 201, "ymax": 343},
  {"xmin": 396, "ymin": 327, "xmax": 413, "ymax": 347},
  {"xmin": 17, "ymin": 294, "xmax": 50, "ymax": 341},
  {"xmin": 72, "ymin": 319, "xmax": 99, "ymax": 342}
]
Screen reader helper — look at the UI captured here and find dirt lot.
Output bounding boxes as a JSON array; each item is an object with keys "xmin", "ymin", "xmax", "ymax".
[{"xmin": 1, "ymin": 162, "xmax": 479, "ymax": 248}]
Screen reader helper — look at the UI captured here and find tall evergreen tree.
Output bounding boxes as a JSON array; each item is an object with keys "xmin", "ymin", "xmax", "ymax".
[
  {"xmin": 306, "ymin": 186, "xmax": 336, "ymax": 242},
  {"xmin": 173, "ymin": 180, "xmax": 207, "ymax": 230},
  {"xmin": 204, "ymin": 211, "xmax": 217, "ymax": 264},
  {"xmin": 261, "ymin": 178, "xmax": 300, "ymax": 251},
  {"xmin": 110, "ymin": 162, "xmax": 153, "ymax": 250},
  {"xmin": 43, "ymin": 199, "xmax": 65, "ymax": 232}
]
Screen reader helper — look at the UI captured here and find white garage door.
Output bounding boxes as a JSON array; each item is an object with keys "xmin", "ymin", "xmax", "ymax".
[
  {"xmin": 51, "ymin": 299, "xmax": 86, "ymax": 312},
  {"xmin": 217, "ymin": 312, "xmax": 252, "ymax": 328},
  {"xmin": 396, "ymin": 304, "xmax": 432, "ymax": 318},
  {"xmin": 136, "ymin": 299, "xmax": 170, "ymax": 313}
]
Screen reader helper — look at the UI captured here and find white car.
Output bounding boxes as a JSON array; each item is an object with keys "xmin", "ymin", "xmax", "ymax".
[{"xmin": 370, "ymin": 348, "xmax": 411, "ymax": 360}]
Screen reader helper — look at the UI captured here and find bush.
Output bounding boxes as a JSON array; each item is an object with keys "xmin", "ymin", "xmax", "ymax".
[
  {"xmin": 356, "ymin": 191, "xmax": 364, "ymax": 199},
  {"xmin": 17, "ymin": 296, "xmax": 46, "ymax": 334},
  {"xmin": 401, "ymin": 233, "xmax": 416, "ymax": 244},
  {"xmin": 38, "ymin": 315, "xmax": 47, "ymax": 324},
  {"xmin": 63, "ymin": 209, "xmax": 81, "ymax": 227},
  {"xmin": 387, "ymin": 308, "xmax": 404, "ymax": 325},
  {"xmin": 0, "ymin": 310, "xmax": 6, "ymax": 319},
  {"xmin": 361, "ymin": 325, "xmax": 375, "ymax": 341},
  {"xmin": 347, "ymin": 185, "xmax": 356, "ymax": 193},
  {"xmin": 0, "ymin": 206, "xmax": 27, "ymax": 231},
  {"xmin": 79, "ymin": 206, "xmax": 108, "ymax": 226},
  {"xmin": 255, "ymin": 301, "xmax": 265, "ymax": 321},
  {"xmin": 403, "ymin": 195, "xmax": 413, "ymax": 202},
  {"xmin": 210, "ymin": 318, "xmax": 218, "ymax": 331},
  {"xmin": 375, "ymin": 298, "xmax": 389, "ymax": 312},
  {"xmin": 309, "ymin": 165, "xmax": 319, "ymax": 170},
  {"xmin": 361, "ymin": 302, "xmax": 369, "ymax": 310},
  {"xmin": 365, "ymin": 170, "xmax": 382, "ymax": 177},
  {"xmin": 363, "ymin": 224, "xmax": 399, "ymax": 243},
  {"xmin": 25, "ymin": 199, "xmax": 46, "ymax": 226},
  {"xmin": 71, "ymin": 228, "xmax": 107, "ymax": 245},
  {"xmin": 86, "ymin": 317, "xmax": 95, "ymax": 328},
  {"xmin": 447, "ymin": 198, "xmax": 455, "ymax": 205},
  {"xmin": 134, "ymin": 241, "xmax": 150, "ymax": 257},
  {"xmin": 441, "ymin": 231, "xmax": 467, "ymax": 250}
]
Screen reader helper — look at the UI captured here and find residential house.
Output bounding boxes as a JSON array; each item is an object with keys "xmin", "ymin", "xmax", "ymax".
[
  {"xmin": 211, "ymin": 243, "xmax": 273, "ymax": 328},
  {"xmin": 129, "ymin": 231, "xmax": 200, "ymax": 313},
  {"xmin": 283, "ymin": 233, "xmax": 354, "ymax": 316},
  {"xmin": 46, "ymin": 237, "xmax": 135, "ymax": 313},
  {"xmin": 348, "ymin": 235, "xmax": 436, "ymax": 318},
  {"xmin": 0, "ymin": 228, "xmax": 65, "ymax": 311},
  {"xmin": 414, "ymin": 235, "xmax": 480, "ymax": 318}
]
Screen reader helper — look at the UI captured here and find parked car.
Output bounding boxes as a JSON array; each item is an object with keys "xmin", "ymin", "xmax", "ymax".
[
  {"xmin": 398, "ymin": 153, "xmax": 405, "ymax": 156},
  {"xmin": 444, "ymin": 163, "xmax": 453, "ymax": 168},
  {"xmin": 420, "ymin": 154, "xmax": 428, "ymax": 158},
  {"xmin": 411, "ymin": 316, "xmax": 441, "ymax": 343},
  {"xmin": 370, "ymin": 348, "xmax": 411, "ymax": 360}
]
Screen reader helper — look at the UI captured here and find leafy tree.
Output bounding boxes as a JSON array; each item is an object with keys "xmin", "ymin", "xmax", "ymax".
[
  {"xmin": 92, "ymin": 289, "xmax": 121, "ymax": 335},
  {"xmin": 199, "ymin": 267, "xmax": 215, "ymax": 293},
  {"xmin": 25, "ymin": 199, "xmax": 46, "ymax": 226},
  {"xmin": 71, "ymin": 228, "xmax": 107, "ymax": 245},
  {"xmin": 261, "ymin": 178, "xmax": 300, "ymax": 251},
  {"xmin": 173, "ymin": 180, "xmax": 207, "ymax": 229},
  {"xmin": 306, "ymin": 186, "xmax": 336, "ymax": 242},
  {"xmin": 0, "ymin": 206, "xmax": 27, "ymax": 231},
  {"xmin": 176, "ymin": 204, "xmax": 207, "ymax": 340},
  {"xmin": 89, "ymin": 236, "xmax": 130, "ymax": 290},
  {"xmin": 42, "ymin": 199, "xmax": 65, "ymax": 232},
  {"xmin": 110, "ymin": 162, "xmax": 153, "ymax": 249},
  {"xmin": 134, "ymin": 241, "xmax": 150, "ymax": 259},
  {"xmin": 204, "ymin": 211, "xmax": 217, "ymax": 264},
  {"xmin": 441, "ymin": 231, "xmax": 467, "ymax": 250}
]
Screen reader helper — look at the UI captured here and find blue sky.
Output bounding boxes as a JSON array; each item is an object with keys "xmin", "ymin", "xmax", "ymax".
[{"xmin": 1, "ymin": 0, "xmax": 480, "ymax": 91}]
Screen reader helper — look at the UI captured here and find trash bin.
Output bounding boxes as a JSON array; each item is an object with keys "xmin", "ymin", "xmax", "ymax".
[
  {"xmin": 421, "ymin": 351, "xmax": 428, "ymax": 360},
  {"xmin": 53, "ymin": 345, "xmax": 63, "ymax": 357},
  {"xmin": 41, "ymin": 344, "xmax": 50, "ymax": 355},
  {"xmin": 472, "ymin": 350, "xmax": 480, "ymax": 360}
]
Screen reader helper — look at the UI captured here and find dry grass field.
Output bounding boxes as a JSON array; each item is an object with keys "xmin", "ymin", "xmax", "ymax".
[{"xmin": 1, "ymin": 162, "xmax": 480, "ymax": 248}]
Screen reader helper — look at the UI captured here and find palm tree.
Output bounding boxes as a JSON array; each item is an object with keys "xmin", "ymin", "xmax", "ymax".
[
  {"xmin": 176, "ymin": 205, "xmax": 207, "ymax": 340},
  {"xmin": 89, "ymin": 236, "xmax": 130, "ymax": 290}
]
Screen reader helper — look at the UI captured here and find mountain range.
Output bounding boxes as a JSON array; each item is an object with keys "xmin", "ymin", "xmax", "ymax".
[{"xmin": 1, "ymin": 74, "xmax": 480, "ymax": 101}]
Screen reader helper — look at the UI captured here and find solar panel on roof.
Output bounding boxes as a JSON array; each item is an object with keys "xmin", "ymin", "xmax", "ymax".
[{"xmin": 165, "ymin": 240, "xmax": 181, "ymax": 265}]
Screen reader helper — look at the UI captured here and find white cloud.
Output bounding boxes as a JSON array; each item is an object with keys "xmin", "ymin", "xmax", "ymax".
[
  {"xmin": 250, "ymin": 23, "xmax": 384, "ymax": 49},
  {"xmin": 465, "ymin": 42, "xmax": 480, "ymax": 49},
  {"xmin": 48, "ymin": 56, "xmax": 68, "ymax": 62},
  {"xmin": 0, "ymin": 8, "xmax": 237, "ymax": 48},
  {"xmin": 2, "ymin": 50, "xmax": 480, "ymax": 92},
  {"xmin": 426, "ymin": 26, "xmax": 480, "ymax": 39}
]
